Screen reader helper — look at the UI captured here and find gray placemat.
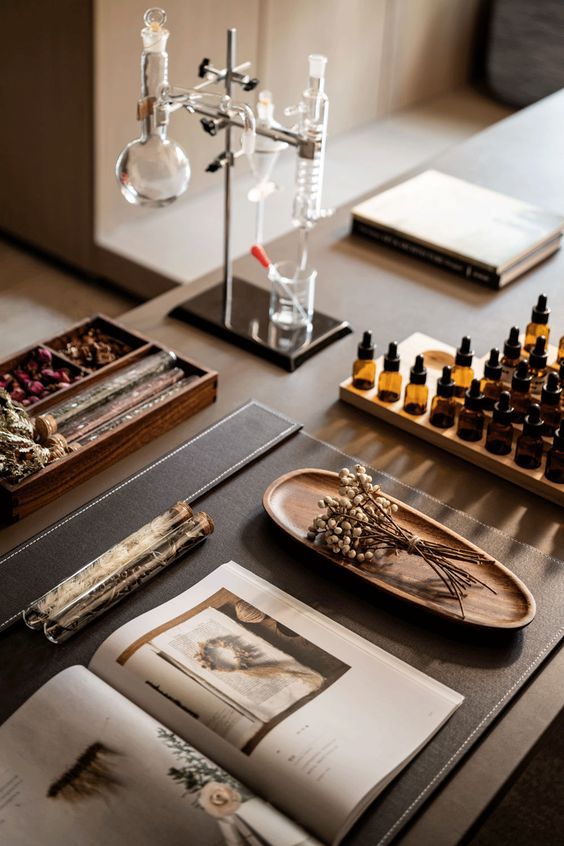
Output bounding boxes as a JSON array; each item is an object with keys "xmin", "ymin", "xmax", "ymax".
[{"xmin": 0, "ymin": 402, "xmax": 562, "ymax": 845}]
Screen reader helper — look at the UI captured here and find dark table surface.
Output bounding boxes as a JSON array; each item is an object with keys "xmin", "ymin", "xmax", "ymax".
[{"xmin": 2, "ymin": 88, "xmax": 564, "ymax": 844}]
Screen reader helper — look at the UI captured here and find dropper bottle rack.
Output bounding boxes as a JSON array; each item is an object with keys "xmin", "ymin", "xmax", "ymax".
[{"xmin": 339, "ymin": 331, "xmax": 564, "ymax": 507}]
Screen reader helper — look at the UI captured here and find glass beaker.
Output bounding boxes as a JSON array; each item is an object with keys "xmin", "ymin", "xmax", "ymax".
[{"xmin": 268, "ymin": 261, "xmax": 316, "ymax": 329}]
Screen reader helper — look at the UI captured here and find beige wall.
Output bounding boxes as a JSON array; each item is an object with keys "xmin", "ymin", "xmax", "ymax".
[
  {"xmin": 95, "ymin": 0, "xmax": 260, "ymax": 234},
  {"xmin": 96, "ymin": 0, "xmax": 483, "ymax": 236}
]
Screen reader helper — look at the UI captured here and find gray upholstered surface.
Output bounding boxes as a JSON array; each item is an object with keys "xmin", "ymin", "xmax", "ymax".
[
  {"xmin": 486, "ymin": 0, "xmax": 564, "ymax": 106},
  {"xmin": 0, "ymin": 402, "xmax": 562, "ymax": 845}
]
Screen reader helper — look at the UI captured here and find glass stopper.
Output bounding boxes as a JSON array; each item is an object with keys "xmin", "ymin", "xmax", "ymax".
[{"xmin": 144, "ymin": 8, "xmax": 167, "ymax": 28}]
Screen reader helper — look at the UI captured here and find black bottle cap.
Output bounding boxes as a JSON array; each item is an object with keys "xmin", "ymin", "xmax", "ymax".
[
  {"xmin": 493, "ymin": 390, "xmax": 514, "ymax": 424},
  {"xmin": 464, "ymin": 378, "xmax": 484, "ymax": 411},
  {"xmin": 512, "ymin": 360, "xmax": 531, "ymax": 392},
  {"xmin": 483, "ymin": 348, "xmax": 502, "ymax": 380},
  {"xmin": 436, "ymin": 365, "xmax": 455, "ymax": 398},
  {"xmin": 503, "ymin": 326, "xmax": 521, "ymax": 359},
  {"xmin": 455, "ymin": 336, "xmax": 474, "ymax": 367},
  {"xmin": 529, "ymin": 335, "xmax": 548, "ymax": 370},
  {"xmin": 383, "ymin": 341, "xmax": 400, "ymax": 372},
  {"xmin": 409, "ymin": 354, "xmax": 427, "ymax": 385},
  {"xmin": 357, "ymin": 330, "xmax": 374, "ymax": 360},
  {"xmin": 553, "ymin": 423, "xmax": 564, "ymax": 450},
  {"xmin": 541, "ymin": 372, "xmax": 562, "ymax": 406},
  {"xmin": 522, "ymin": 403, "xmax": 544, "ymax": 437},
  {"xmin": 531, "ymin": 294, "xmax": 550, "ymax": 325}
]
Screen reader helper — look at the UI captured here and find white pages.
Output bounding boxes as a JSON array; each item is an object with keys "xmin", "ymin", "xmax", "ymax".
[
  {"xmin": 90, "ymin": 562, "xmax": 463, "ymax": 844},
  {"xmin": 0, "ymin": 562, "xmax": 463, "ymax": 846}
]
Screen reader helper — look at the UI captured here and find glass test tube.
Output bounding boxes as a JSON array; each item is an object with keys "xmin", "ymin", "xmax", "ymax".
[
  {"xmin": 60, "ymin": 367, "xmax": 185, "ymax": 442},
  {"xmin": 43, "ymin": 511, "xmax": 214, "ymax": 643},
  {"xmin": 23, "ymin": 500, "xmax": 193, "ymax": 630},
  {"xmin": 74, "ymin": 377, "xmax": 197, "ymax": 446},
  {"xmin": 34, "ymin": 350, "xmax": 176, "ymax": 441}
]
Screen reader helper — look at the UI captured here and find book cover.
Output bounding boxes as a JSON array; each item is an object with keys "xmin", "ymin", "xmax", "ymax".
[{"xmin": 352, "ymin": 170, "xmax": 564, "ymax": 287}]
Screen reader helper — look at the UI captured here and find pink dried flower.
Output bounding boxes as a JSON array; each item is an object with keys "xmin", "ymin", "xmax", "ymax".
[
  {"xmin": 37, "ymin": 348, "xmax": 52, "ymax": 365},
  {"xmin": 11, "ymin": 387, "xmax": 26, "ymax": 402}
]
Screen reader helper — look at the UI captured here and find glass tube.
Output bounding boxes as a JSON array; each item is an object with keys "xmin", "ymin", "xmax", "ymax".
[
  {"xmin": 60, "ymin": 366, "xmax": 185, "ymax": 442},
  {"xmin": 34, "ymin": 350, "xmax": 176, "ymax": 441},
  {"xmin": 74, "ymin": 377, "xmax": 197, "ymax": 446},
  {"xmin": 43, "ymin": 511, "xmax": 214, "ymax": 643},
  {"xmin": 23, "ymin": 500, "xmax": 193, "ymax": 630}
]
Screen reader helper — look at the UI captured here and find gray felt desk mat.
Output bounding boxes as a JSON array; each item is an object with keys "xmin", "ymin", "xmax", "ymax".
[
  {"xmin": 0, "ymin": 400, "xmax": 301, "ymax": 632},
  {"xmin": 1, "ymin": 401, "xmax": 563, "ymax": 845}
]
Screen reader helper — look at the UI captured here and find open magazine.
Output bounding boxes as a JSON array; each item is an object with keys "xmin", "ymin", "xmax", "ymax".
[{"xmin": 0, "ymin": 562, "xmax": 463, "ymax": 845}]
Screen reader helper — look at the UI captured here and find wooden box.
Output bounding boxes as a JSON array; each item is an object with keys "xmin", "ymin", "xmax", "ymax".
[
  {"xmin": 339, "ymin": 332, "xmax": 563, "ymax": 507},
  {"xmin": 0, "ymin": 315, "xmax": 217, "ymax": 522}
]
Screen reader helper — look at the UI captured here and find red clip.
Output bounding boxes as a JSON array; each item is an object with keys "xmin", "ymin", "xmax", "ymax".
[{"xmin": 250, "ymin": 243, "xmax": 271, "ymax": 269}]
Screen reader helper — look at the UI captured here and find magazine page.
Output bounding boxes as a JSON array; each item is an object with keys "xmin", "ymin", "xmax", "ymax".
[
  {"xmin": 90, "ymin": 562, "xmax": 464, "ymax": 845},
  {"xmin": 0, "ymin": 666, "xmax": 319, "ymax": 846}
]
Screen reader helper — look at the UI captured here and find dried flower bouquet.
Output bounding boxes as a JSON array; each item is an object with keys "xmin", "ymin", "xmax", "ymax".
[{"xmin": 307, "ymin": 465, "xmax": 495, "ymax": 618}]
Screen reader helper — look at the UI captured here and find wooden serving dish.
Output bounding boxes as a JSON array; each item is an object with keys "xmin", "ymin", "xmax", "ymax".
[
  {"xmin": 0, "ymin": 316, "xmax": 218, "ymax": 522},
  {"xmin": 339, "ymin": 332, "xmax": 563, "ymax": 507},
  {"xmin": 264, "ymin": 468, "xmax": 536, "ymax": 629}
]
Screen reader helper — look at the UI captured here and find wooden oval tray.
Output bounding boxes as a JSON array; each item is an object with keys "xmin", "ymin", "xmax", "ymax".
[{"xmin": 263, "ymin": 469, "xmax": 536, "ymax": 629}]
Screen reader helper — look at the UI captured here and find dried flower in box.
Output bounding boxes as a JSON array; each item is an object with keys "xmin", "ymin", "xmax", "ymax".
[{"xmin": 308, "ymin": 465, "xmax": 495, "ymax": 618}]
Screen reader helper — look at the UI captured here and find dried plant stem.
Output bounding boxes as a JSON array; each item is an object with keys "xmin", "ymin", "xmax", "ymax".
[{"xmin": 308, "ymin": 466, "xmax": 496, "ymax": 619}]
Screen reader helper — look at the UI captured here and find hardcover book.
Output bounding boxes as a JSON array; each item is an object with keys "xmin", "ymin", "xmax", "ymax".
[
  {"xmin": 0, "ymin": 562, "xmax": 462, "ymax": 846},
  {"xmin": 352, "ymin": 170, "xmax": 564, "ymax": 288}
]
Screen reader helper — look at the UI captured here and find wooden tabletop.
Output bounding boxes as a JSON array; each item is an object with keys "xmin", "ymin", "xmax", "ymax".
[{"xmin": 2, "ymin": 89, "xmax": 564, "ymax": 843}]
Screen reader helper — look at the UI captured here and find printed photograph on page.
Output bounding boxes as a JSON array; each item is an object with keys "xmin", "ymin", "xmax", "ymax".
[{"xmin": 113, "ymin": 588, "xmax": 350, "ymax": 753}]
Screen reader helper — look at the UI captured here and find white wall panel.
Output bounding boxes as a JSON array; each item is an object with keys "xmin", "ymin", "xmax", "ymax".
[
  {"xmin": 383, "ymin": 0, "xmax": 483, "ymax": 112},
  {"xmin": 257, "ymin": 0, "xmax": 388, "ymax": 135},
  {"xmin": 96, "ymin": 0, "xmax": 483, "ymax": 241},
  {"xmin": 96, "ymin": 0, "xmax": 260, "ymax": 233}
]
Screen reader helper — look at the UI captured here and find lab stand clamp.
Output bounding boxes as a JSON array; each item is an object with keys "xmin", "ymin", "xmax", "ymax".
[{"xmin": 116, "ymin": 8, "xmax": 351, "ymax": 370}]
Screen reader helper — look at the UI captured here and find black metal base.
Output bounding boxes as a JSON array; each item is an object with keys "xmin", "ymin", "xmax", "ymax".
[{"xmin": 170, "ymin": 278, "xmax": 352, "ymax": 371}]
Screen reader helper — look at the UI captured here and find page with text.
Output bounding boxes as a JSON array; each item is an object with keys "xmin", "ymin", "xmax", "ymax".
[{"xmin": 91, "ymin": 562, "xmax": 463, "ymax": 845}]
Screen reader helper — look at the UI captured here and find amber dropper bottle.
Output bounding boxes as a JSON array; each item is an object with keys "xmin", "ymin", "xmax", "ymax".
[
  {"xmin": 377, "ymin": 342, "xmax": 402, "ymax": 403},
  {"xmin": 452, "ymin": 336, "xmax": 474, "ymax": 399},
  {"xmin": 500, "ymin": 326, "xmax": 522, "ymax": 386},
  {"xmin": 403, "ymin": 355, "xmax": 428, "ymax": 415},
  {"xmin": 515, "ymin": 404, "xmax": 544, "ymax": 469},
  {"xmin": 524, "ymin": 294, "xmax": 550, "ymax": 353},
  {"xmin": 511, "ymin": 360, "xmax": 532, "ymax": 423},
  {"xmin": 352, "ymin": 331, "xmax": 376, "ymax": 390},
  {"xmin": 430, "ymin": 366, "xmax": 457, "ymax": 428},
  {"xmin": 457, "ymin": 379, "xmax": 485, "ymax": 441},
  {"xmin": 485, "ymin": 391, "xmax": 514, "ymax": 455},
  {"xmin": 540, "ymin": 372, "xmax": 562, "ymax": 436},
  {"xmin": 480, "ymin": 348, "xmax": 503, "ymax": 411},
  {"xmin": 557, "ymin": 335, "xmax": 564, "ymax": 368},
  {"xmin": 528, "ymin": 336, "xmax": 548, "ymax": 396},
  {"xmin": 545, "ymin": 423, "xmax": 564, "ymax": 483}
]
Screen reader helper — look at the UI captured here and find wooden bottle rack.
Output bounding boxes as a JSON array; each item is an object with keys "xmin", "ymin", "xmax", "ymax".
[{"xmin": 339, "ymin": 332, "xmax": 563, "ymax": 507}]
